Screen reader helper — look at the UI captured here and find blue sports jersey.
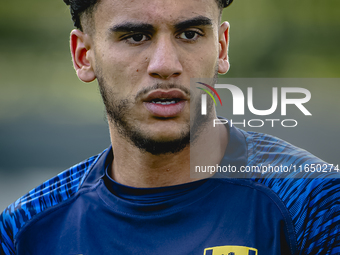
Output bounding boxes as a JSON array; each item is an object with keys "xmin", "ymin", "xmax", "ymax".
[{"xmin": 1, "ymin": 124, "xmax": 340, "ymax": 254}]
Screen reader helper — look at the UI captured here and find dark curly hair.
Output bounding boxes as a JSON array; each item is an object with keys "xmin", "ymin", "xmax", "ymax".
[{"xmin": 63, "ymin": 0, "xmax": 233, "ymax": 31}]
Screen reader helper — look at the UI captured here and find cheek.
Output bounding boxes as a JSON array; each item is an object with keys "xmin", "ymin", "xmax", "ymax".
[
  {"xmin": 184, "ymin": 53, "xmax": 218, "ymax": 77},
  {"xmin": 186, "ymin": 42, "xmax": 219, "ymax": 76},
  {"xmin": 96, "ymin": 50, "xmax": 146, "ymax": 95}
]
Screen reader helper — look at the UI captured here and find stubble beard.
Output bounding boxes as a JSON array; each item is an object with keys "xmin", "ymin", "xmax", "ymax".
[{"xmin": 97, "ymin": 74, "xmax": 216, "ymax": 156}]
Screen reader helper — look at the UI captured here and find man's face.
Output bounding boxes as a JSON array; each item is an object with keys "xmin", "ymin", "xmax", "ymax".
[{"xmin": 82, "ymin": 0, "xmax": 228, "ymax": 154}]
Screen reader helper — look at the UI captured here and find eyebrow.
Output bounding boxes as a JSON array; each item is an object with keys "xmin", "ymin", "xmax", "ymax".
[
  {"xmin": 174, "ymin": 16, "xmax": 213, "ymax": 31},
  {"xmin": 109, "ymin": 16, "xmax": 213, "ymax": 34},
  {"xmin": 110, "ymin": 23, "xmax": 155, "ymax": 33}
]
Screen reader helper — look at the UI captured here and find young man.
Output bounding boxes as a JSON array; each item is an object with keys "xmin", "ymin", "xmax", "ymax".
[{"xmin": 1, "ymin": 0, "xmax": 339, "ymax": 254}]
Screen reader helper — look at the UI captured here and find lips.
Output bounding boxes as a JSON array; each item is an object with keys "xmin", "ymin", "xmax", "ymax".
[{"xmin": 143, "ymin": 90, "xmax": 188, "ymax": 118}]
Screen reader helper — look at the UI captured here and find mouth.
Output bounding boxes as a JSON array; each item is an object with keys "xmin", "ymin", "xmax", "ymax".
[
  {"xmin": 143, "ymin": 90, "xmax": 188, "ymax": 118},
  {"xmin": 150, "ymin": 98, "xmax": 181, "ymax": 105}
]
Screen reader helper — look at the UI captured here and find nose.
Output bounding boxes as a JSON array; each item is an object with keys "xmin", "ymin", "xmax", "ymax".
[{"xmin": 147, "ymin": 36, "xmax": 183, "ymax": 80}]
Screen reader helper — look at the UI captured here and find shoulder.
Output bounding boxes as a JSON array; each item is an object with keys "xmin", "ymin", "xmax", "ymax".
[
  {"xmin": 239, "ymin": 130, "xmax": 340, "ymax": 253},
  {"xmin": 255, "ymin": 177, "xmax": 340, "ymax": 254},
  {"xmin": 240, "ymin": 129, "xmax": 339, "ymax": 178},
  {"xmin": 229, "ymin": 128, "xmax": 340, "ymax": 253},
  {"xmin": 0, "ymin": 152, "xmax": 104, "ymax": 255},
  {"xmin": 241, "ymin": 129, "xmax": 324, "ymax": 166}
]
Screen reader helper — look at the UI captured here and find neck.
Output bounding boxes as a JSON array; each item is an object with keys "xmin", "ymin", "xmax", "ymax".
[{"xmin": 109, "ymin": 120, "xmax": 228, "ymax": 188}]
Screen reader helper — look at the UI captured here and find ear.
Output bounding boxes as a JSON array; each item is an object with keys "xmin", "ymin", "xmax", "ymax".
[
  {"xmin": 218, "ymin": 22, "xmax": 230, "ymax": 74},
  {"xmin": 70, "ymin": 29, "xmax": 96, "ymax": 82}
]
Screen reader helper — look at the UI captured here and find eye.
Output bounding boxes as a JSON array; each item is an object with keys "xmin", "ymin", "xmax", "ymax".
[
  {"xmin": 124, "ymin": 33, "xmax": 150, "ymax": 44},
  {"xmin": 183, "ymin": 31, "xmax": 196, "ymax": 39},
  {"xmin": 178, "ymin": 30, "xmax": 202, "ymax": 41}
]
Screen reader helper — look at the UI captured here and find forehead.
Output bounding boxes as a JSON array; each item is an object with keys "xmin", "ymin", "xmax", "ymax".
[{"xmin": 92, "ymin": 0, "xmax": 220, "ymax": 31}]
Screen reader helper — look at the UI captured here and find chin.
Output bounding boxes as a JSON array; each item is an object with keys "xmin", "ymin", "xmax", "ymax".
[
  {"xmin": 147, "ymin": 120, "xmax": 189, "ymax": 136},
  {"xmin": 149, "ymin": 131, "xmax": 189, "ymax": 143},
  {"xmin": 127, "ymin": 123, "xmax": 191, "ymax": 155}
]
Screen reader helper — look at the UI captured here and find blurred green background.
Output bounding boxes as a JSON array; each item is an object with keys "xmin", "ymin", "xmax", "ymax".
[{"xmin": 0, "ymin": 0, "xmax": 339, "ymax": 210}]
